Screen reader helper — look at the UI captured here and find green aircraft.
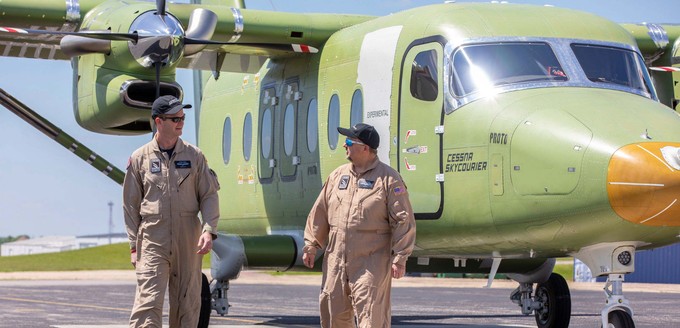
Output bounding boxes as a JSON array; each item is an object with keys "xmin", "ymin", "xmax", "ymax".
[{"xmin": 1, "ymin": 0, "xmax": 680, "ymax": 327}]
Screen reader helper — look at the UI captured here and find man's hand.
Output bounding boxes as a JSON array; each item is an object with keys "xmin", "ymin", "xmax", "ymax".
[
  {"xmin": 392, "ymin": 263, "xmax": 406, "ymax": 279},
  {"xmin": 302, "ymin": 252, "xmax": 315, "ymax": 269},
  {"xmin": 197, "ymin": 231, "xmax": 213, "ymax": 254},
  {"xmin": 130, "ymin": 251, "xmax": 137, "ymax": 268}
]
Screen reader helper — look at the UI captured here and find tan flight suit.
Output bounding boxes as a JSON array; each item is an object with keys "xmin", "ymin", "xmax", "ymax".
[
  {"xmin": 123, "ymin": 138, "xmax": 220, "ymax": 328},
  {"xmin": 304, "ymin": 158, "xmax": 416, "ymax": 328}
]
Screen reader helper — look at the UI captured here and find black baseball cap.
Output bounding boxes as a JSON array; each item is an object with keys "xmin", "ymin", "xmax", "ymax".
[
  {"xmin": 151, "ymin": 95, "xmax": 191, "ymax": 117},
  {"xmin": 338, "ymin": 123, "xmax": 380, "ymax": 149}
]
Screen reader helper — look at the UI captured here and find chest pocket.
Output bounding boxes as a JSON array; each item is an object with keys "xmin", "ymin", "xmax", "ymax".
[
  {"xmin": 143, "ymin": 169, "xmax": 165, "ymax": 191},
  {"xmin": 355, "ymin": 185, "xmax": 389, "ymax": 230},
  {"xmin": 177, "ymin": 170, "xmax": 192, "ymax": 187}
]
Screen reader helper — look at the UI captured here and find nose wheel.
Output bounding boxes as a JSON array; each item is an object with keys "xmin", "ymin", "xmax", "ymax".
[{"xmin": 603, "ymin": 310, "xmax": 635, "ymax": 328}]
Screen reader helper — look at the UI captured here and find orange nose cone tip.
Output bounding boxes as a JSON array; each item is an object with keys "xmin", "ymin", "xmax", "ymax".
[{"xmin": 607, "ymin": 143, "xmax": 680, "ymax": 226}]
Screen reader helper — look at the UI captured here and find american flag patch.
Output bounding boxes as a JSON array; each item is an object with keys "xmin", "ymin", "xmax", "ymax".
[{"xmin": 394, "ymin": 186, "xmax": 405, "ymax": 195}]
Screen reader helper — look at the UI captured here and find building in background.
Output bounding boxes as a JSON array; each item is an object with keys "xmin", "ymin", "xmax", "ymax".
[{"xmin": 0, "ymin": 233, "xmax": 127, "ymax": 256}]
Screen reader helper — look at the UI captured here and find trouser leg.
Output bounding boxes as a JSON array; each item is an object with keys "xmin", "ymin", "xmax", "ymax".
[
  {"xmin": 168, "ymin": 251, "xmax": 203, "ymax": 327},
  {"xmin": 352, "ymin": 281, "xmax": 391, "ymax": 328},
  {"xmin": 129, "ymin": 256, "xmax": 170, "ymax": 328},
  {"xmin": 320, "ymin": 267, "xmax": 355, "ymax": 327}
]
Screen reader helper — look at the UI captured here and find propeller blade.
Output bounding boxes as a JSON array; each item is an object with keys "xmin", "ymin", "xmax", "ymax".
[
  {"xmin": 184, "ymin": 8, "xmax": 218, "ymax": 57},
  {"xmin": 0, "ymin": 27, "xmax": 138, "ymax": 42},
  {"xmin": 184, "ymin": 38, "xmax": 319, "ymax": 54},
  {"xmin": 154, "ymin": 62, "xmax": 162, "ymax": 99},
  {"xmin": 157, "ymin": 0, "xmax": 166, "ymax": 16},
  {"xmin": 60, "ymin": 35, "xmax": 111, "ymax": 58}
]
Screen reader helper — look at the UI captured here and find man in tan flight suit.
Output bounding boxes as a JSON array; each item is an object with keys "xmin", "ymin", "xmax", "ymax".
[
  {"xmin": 303, "ymin": 123, "xmax": 416, "ymax": 327},
  {"xmin": 123, "ymin": 95, "xmax": 220, "ymax": 328}
]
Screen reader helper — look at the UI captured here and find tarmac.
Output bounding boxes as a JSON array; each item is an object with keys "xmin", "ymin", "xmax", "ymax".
[{"xmin": 2, "ymin": 270, "xmax": 680, "ymax": 327}]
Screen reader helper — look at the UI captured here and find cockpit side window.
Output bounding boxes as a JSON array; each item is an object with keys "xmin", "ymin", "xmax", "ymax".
[
  {"xmin": 450, "ymin": 42, "xmax": 566, "ymax": 97},
  {"xmin": 411, "ymin": 50, "xmax": 439, "ymax": 101},
  {"xmin": 571, "ymin": 44, "xmax": 651, "ymax": 94}
]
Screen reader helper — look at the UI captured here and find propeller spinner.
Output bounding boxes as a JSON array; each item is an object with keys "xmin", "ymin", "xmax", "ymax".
[{"xmin": 128, "ymin": 10, "xmax": 185, "ymax": 69}]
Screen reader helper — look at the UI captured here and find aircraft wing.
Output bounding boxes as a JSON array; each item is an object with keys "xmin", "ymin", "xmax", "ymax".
[
  {"xmin": 621, "ymin": 23, "xmax": 680, "ymax": 62},
  {"xmin": 0, "ymin": 1, "xmax": 373, "ymax": 71},
  {"xmin": 620, "ymin": 23, "xmax": 680, "ymax": 108},
  {"xmin": 176, "ymin": 8, "xmax": 372, "ymax": 72}
]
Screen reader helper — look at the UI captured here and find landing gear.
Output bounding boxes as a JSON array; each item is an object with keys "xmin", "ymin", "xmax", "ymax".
[
  {"xmin": 605, "ymin": 310, "xmax": 635, "ymax": 328},
  {"xmin": 211, "ymin": 279, "xmax": 231, "ymax": 316},
  {"xmin": 534, "ymin": 273, "xmax": 571, "ymax": 328},
  {"xmin": 197, "ymin": 273, "xmax": 212, "ymax": 328},
  {"xmin": 510, "ymin": 272, "xmax": 571, "ymax": 328},
  {"xmin": 573, "ymin": 243, "xmax": 638, "ymax": 327},
  {"xmin": 600, "ymin": 274, "xmax": 635, "ymax": 328}
]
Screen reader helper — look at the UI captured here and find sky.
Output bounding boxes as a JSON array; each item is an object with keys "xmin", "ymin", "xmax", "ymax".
[{"xmin": 0, "ymin": 0, "xmax": 678, "ymax": 238}]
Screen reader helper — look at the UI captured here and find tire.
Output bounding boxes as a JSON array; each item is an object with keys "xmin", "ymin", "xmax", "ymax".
[
  {"xmin": 603, "ymin": 310, "xmax": 635, "ymax": 328},
  {"xmin": 197, "ymin": 273, "xmax": 211, "ymax": 328},
  {"xmin": 534, "ymin": 273, "xmax": 571, "ymax": 328}
]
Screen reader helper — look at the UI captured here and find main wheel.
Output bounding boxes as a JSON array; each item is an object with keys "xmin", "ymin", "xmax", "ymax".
[
  {"xmin": 534, "ymin": 273, "xmax": 571, "ymax": 328},
  {"xmin": 603, "ymin": 310, "xmax": 635, "ymax": 328},
  {"xmin": 197, "ymin": 273, "xmax": 211, "ymax": 328}
]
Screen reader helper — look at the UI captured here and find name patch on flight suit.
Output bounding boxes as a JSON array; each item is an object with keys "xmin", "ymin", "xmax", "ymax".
[
  {"xmin": 338, "ymin": 175, "xmax": 350, "ymax": 190},
  {"xmin": 175, "ymin": 160, "xmax": 191, "ymax": 169},
  {"xmin": 150, "ymin": 159, "xmax": 161, "ymax": 173},
  {"xmin": 357, "ymin": 178, "xmax": 375, "ymax": 189}
]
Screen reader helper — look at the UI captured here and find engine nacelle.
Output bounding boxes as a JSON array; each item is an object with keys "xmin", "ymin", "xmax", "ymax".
[
  {"xmin": 70, "ymin": 0, "xmax": 186, "ymax": 135},
  {"xmin": 73, "ymin": 55, "xmax": 182, "ymax": 135}
]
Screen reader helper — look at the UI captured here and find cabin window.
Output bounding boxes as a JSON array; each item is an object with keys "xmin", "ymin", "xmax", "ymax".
[
  {"xmin": 411, "ymin": 50, "xmax": 438, "ymax": 101},
  {"xmin": 328, "ymin": 94, "xmax": 340, "ymax": 150},
  {"xmin": 222, "ymin": 116, "xmax": 231, "ymax": 164},
  {"xmin": 307, "ymin": 98, "xmax": 318, "ymax": 153},
  {"xmin": 571, "ymin": 44, "xmax": 651, "ymax": 94},
  {"xmin": 260, "ymin": 108, "xmax": 272, "ymax": 159},
  {"xmin": 243, "ymin": 112, "xmax": 252, "ymax": 161},
  {"xmin": 350, "ymin": 89, "xmax": 363, "ymax": 126},
  {"xmin": 283, "ymin": 103, "xmax": 295, "ymax": 156},
  {"xmin": 449, "ymin": 42, "xmax": 566, "ymax": 97}
]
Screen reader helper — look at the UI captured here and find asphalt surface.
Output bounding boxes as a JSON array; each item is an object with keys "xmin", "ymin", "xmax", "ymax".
[{"xmin": 1, "ymin": 271, "xmax": 680, "ymax": 327}]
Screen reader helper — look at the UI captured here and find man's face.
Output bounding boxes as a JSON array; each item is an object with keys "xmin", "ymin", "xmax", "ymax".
[
  {"xmin": 344, "ymin": 137, "xmax": 368, "ymax": 162},
  {"xmin": 155, "ymin": 109, "xmax": 185, "ymax": 138}
]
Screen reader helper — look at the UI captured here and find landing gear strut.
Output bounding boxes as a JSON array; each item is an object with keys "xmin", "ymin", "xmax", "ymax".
[{"xmin": 600, "ymin": 274, "xmax": 635, "ymax": 328}]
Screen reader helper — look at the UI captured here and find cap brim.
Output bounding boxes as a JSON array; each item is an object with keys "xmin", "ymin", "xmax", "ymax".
[
  {"xmin": 337, "ymin": 127, "xmax": 355, "ymax": 138},
  {"xmin": 165, "ymin": 104, "xmax": 192, "ymax": 115}
]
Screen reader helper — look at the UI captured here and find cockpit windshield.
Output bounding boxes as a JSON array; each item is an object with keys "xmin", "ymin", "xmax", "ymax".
[
  {"xmin": 571, "ymin": 44, "xmax": 651, "ymax": 93},
  {"xmin": 443, "ymin": 39, "xmax": 657, "ymax": 112},
  {"xmin": 449, "ymin": 42, "xmax": 566, "ymax": 97}
]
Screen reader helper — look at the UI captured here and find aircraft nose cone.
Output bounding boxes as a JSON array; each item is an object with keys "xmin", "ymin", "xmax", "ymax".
[{"xmin": 608, "ymin": 142, "xmax": 680, "ymax": 226}]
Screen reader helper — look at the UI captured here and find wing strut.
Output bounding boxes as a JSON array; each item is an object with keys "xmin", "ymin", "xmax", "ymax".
[{"xmin": 0, "ymin": 88, "xmax": 124, "ymax": 185}]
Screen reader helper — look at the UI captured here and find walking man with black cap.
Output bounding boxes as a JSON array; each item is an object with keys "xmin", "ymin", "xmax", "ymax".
[
  {"xmin": 302, "ymin": 123, "xmax": 416, "ymax": 327},
  {"xmin": 123, "ymin": 95, "xmax": 220, "ymax": 327}
]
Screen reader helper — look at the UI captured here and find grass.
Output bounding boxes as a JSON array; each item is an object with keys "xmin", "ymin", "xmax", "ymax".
[
  {"xmin": 553, "ymin": 258, "xmax": 574, "ymax": 282},
  {"xmin": 0, "ymin": 244, "xmax": 575, "ymax": 283},
  {"xmin": 0, "ymin": 242, "xmax": 211, "ymax": 272}
]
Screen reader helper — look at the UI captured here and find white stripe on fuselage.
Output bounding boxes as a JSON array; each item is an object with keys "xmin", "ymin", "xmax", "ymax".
[{"xmin": 357, "ymin": 26, "xmax": 403, "ymax": 163}]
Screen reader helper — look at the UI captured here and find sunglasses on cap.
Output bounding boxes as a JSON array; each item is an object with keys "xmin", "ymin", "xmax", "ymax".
[
  {"xmin": 158, "ymin": 114, "xmax": 186, "ymax": 123},
  {"xmin": 345, "ymin": 138, "xmax": 366, "ymax": 147}
]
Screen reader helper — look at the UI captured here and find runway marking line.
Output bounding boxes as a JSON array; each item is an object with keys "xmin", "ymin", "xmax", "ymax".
[{"xmin": 0, "ymin": 296, "xmax": 262, "ymax": 324}]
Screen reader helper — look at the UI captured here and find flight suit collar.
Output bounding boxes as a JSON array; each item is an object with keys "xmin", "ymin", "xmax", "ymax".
[
  {"xmin": 351, "ymin": 157, "xmax": 380, "ymax": 176},
  {"xmin": 150, "ymin": 137, "xmax": 186, "ymax": 155}
]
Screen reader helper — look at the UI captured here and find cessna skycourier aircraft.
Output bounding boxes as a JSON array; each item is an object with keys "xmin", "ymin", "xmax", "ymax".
[{"xmin": 1, "ymin": 0, "xmax": 680, "ymax": 327}]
